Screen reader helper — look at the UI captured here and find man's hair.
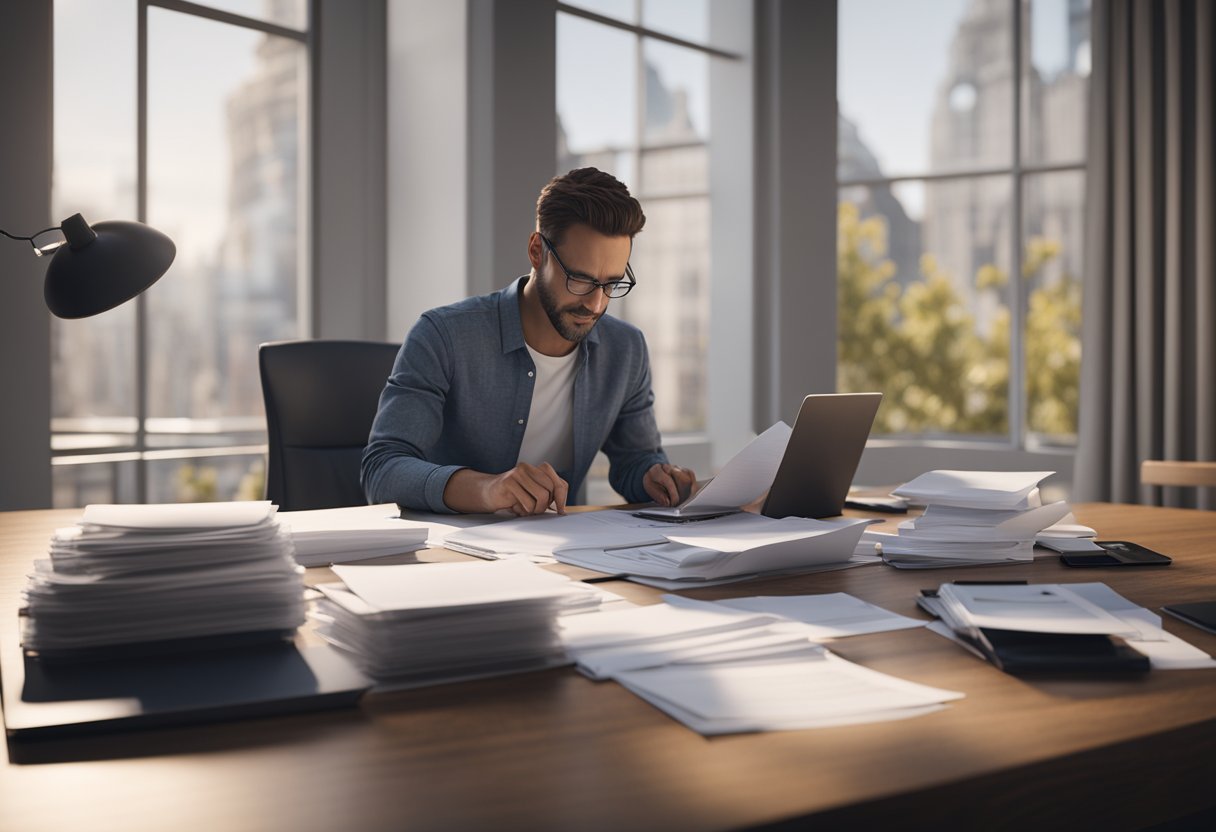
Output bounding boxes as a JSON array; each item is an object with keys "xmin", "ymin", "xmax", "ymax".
[{"xmin": 536, "ymin": 168, "xmax": 645, "ymax": 244}]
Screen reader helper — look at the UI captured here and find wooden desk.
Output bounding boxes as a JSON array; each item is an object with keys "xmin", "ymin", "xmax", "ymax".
[{"xmin": 1, "ymin": 504, "xmax": 1214, "ymax": 832}]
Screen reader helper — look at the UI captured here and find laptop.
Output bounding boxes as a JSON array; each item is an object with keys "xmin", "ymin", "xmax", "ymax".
[
  {"xmin": 760, "ymin": 392, "xmax": 882, "ymax": 518},
  {"xmin": 636, "ymin": 392, "xmax": 882, "ymax": 521}
]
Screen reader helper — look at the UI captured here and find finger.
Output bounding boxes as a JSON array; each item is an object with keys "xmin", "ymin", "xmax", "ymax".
[
  {"xmin": 538, "ymin": 463, "xmax": 569, "ymax": 514},
  {"xmin": 503, "ymin": 477, "xmax": 539, "ymax": 515},
  {"xmin": 512, "ymin": 466, "xmax": 553, "ymax": 512},
  {"xmin": 657, "ymin": 469, "xmax": 680, "ymax": 505}
]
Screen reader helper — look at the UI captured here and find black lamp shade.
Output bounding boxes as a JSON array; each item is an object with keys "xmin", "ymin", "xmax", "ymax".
[{"xmin": 43, "ymin": 218, "xmax": 176, "ymax": 319}]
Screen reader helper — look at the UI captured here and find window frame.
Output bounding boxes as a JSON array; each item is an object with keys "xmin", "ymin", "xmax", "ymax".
[
  {"xmin": 49, "ymin": 0, "xmax": 312, "ymax": 505},
  {"xmin": 835, "ymin": 0, "xmax": 1089, "ymax": 455}
]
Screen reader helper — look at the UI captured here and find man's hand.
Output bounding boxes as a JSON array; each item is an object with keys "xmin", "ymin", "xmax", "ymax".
[
  {"xmin": 643, "ymin": 462, "xmax": 697, "ymax": 507},
  {"xmin": 443, "ymin": 463, "xmax": 569, "ymax": 516}
]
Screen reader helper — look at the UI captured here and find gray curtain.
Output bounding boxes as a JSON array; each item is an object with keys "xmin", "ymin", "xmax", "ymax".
[{"xmin": 1074, "ymin": 0, "xmax": 1215, "ymax": 509}]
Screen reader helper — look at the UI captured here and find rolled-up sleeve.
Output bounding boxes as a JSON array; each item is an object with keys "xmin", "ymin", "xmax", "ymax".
[
  {"xmin": 361, "ymin": 315, "xmax": 465, "ymax": 512},
  {"xmin": 602, "ymin": 331, "xmax": 668, "ymax": 503}
]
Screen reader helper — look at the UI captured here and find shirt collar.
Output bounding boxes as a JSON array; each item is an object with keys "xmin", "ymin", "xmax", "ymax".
[{"xmin": 500, "ymin": 274, "xmax": 601, "ymax": 356}]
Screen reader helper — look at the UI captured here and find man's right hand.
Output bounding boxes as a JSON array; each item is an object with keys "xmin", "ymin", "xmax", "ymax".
[{"xmin": 443, "ymin": 463, "xmax": 569, "ymax": 516}]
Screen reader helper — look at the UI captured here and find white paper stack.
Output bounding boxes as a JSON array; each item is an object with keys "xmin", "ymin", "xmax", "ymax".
[
  {"xmin": 278, "ymin": 503, "xmax": 429, "ymax": 566},
  {"xmin": 559, "ymin": 598, "xmax": 961, "ymax": 735},
  {"xmin": 21, "ymin": 502, "xmax": 305, "ymax": 656},
  {"xmin": 310, "ymin": 560, "xmax": 604, "ymax": 687},
  {"xmin": 874, "ymin": 470, "xmax": 1069, "ymax": 568}
]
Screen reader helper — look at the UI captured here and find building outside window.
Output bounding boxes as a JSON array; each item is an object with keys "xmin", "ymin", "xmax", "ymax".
[
  {"xmin": 837, "ymin": 0, "xmax": 1089, "ymax": 448},
  {"xmin": 51, "ymin": 0, "xmax": 309, "ymax": 506}
]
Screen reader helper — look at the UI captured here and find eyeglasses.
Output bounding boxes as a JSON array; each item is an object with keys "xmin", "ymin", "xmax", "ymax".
[{"xmin": 539, "ymin": 234, "xmax": 636, "ymax": 299}]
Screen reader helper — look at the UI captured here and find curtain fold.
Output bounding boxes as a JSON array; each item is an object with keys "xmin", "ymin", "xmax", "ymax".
[{"xmin": 1075, "ymin": 0, "xmax": 1216, "ymax": 509}]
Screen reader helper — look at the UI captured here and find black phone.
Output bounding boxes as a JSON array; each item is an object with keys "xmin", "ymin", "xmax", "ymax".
[{"xmin": 1060, "ymin": 540, "xmax": 1172, "ymax": 568}]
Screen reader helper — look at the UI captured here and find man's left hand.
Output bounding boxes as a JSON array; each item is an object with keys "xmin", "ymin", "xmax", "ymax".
[{"xmin": 643, "ymin": 462, "xmax": 697, "ymax": 507}]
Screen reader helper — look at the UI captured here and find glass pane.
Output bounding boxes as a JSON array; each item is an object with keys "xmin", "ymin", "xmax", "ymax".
[
  {"xmin": 192, "ymin": 0, "xmax": 307, "ymax": 30},
  {"xmin": 53, "ymin": 458, "xmax": 139, "ymax": 508},
  {"xmin": 557, "ymin": 13, "xmax": 637, "ymax": 187},
  {"xmin": 1022, "ymin": 0, "xmax": 1090, "ymax": 165},
  {"xmin": 145, "ymin": 453, "xmax": 267, "ymax": 503},
  {"xmin": 562, "ymin": 0, "xmax": 636, "ymax": 24},
  {"xmin": 839, "ymin": 0, "xmax": 1012, "ymax": 179},
  {"xmin": 837, "ymin": 176, "xmax": 1012, "ymax": 437},
  {"xmin": 617, "ymin": 196, "xmax": 710, "ymax": 432},
  {"xmin": 642, "ymin": 37, "xmax": 709, "ymax": 147},
  {"xmin": 642, "ymin": 0, "xmax": 709, "ymax": 46},
  {"xmin": 1023, "ymin": 170, "xmax": 1084, "ymax": 442},
  {"xmin": 146, "ymin": 9, "xmax": 306, "ymax": 431},
  {"xmin": 52, "ymin": 0, "xmax": 138, "ymax": 441}
]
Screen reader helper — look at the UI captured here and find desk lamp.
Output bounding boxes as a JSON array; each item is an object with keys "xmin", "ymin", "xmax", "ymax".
[{"xmin": 1, "ymin": 213, "xmax": 175, "ymax": 318}]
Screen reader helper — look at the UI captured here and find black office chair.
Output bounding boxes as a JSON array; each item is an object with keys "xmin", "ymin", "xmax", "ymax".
[{"xmin": 259, "ymin": 339, "xmax": 400, "ymax": 511}]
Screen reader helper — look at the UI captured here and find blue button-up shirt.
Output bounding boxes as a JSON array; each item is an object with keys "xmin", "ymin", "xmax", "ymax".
[{"xmin": 361, "ymin": 276, "xmax": 669, "ymax": 512}]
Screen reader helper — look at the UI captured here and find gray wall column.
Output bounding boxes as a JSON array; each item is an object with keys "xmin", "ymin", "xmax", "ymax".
[
  {"xmin": 0, "ymin": 1, "xmax": 53, "ymax": 510},
  {"xmin": 467, "ymin": 0, "xmax": 557, "ymax": 297},
  {"xmin": 753, "ymin": 0, "xmax": 838, "ymax": 428},
  {"xmin": 313, "ymin": 0, "xmax": 387, "ymax": 340}
]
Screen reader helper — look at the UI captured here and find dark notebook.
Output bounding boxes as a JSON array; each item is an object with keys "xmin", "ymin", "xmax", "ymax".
[{"xmin": 2, "ymin": 624, "xmax": 371, "ymax": 740}]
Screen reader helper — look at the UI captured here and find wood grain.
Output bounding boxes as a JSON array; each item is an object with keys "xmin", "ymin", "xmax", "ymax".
[{"xmin": 0, "ymin": 503, "xmax": 1213, "ymax": 832}]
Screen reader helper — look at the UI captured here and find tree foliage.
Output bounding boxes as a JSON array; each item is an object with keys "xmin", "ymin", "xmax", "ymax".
[{"xmin": 837, "ymin": 202, "xmax": 1080, "ymax": 439}]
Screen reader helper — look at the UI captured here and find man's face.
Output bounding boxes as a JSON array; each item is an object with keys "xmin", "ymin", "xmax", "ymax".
[{"xmin": 535, "ymin": 225, "xmax": 632, "ymax": 344}]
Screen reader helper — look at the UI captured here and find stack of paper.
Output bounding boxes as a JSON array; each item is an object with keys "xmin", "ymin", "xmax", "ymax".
[
  {"xmin": 559, "ymin": 597, "xmax": 959, "ymax": 735},
  {"xmin": 278, "ymin": 503, "xmax": 429, "ymax": 566},
  {"xmin": 21, "ymin": 502, "xmax": 305, "ymax": 657},
  {"xmin": 921, "ymin": 582, "xmax": 1216, "ymax": 671},
  {"xmin": 872, "ymin": 470, "xmax": 1070, "ymax": 568},
  {"xmin": 310, "ymin": 560, "xmax": 604, "ymax": 687}
]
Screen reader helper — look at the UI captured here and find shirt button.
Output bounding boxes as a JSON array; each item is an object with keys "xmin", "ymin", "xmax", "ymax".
[
  {"xmin": 517, "ymin": 419, "xmax": 524, "ymax": 425},
  {"xmin": 527, "ymin": 371, "xmax": 534, "ymax": 378}
]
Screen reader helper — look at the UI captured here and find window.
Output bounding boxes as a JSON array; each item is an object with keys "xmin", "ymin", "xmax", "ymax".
[
  {"xmin": 837, "ymin": 0, "xmax": 1088, "ymax": 446},
  {"xmin": 51, "ymin": 0, "xmax": 309, "ymax": 506},
  {"xmin": 556, "ymin": 1, "xmax": 738, "ymax": 435}
]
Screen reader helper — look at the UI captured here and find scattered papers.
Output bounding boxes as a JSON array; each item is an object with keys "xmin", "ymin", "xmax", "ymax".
[
  {"xmin": 879, "ymin": 471, "xmax": 1066, "ymax": 568},
  {"xmin": 444, "ymin": 510, "xmax": 674, "ymax": 559},
  {"xmin": 22, "ymin": 502, "xmax": 305, "ymax": 656},
  {"xmin": 560, "ymin": 596, "xmax": 962, "ymax": 734},
  {"xmin": 280, "ymin": 504, "xmax": 429, "ymax": 566},
  {"xmin": 311, "ymin": 560, "xmax": 602, "ymax": 687},
  {"xmin": 555, "ymin": 516, "xmax": 874, "ymax": 587},
  {"xmin": 634, "ymin": 421, "xmax": 793, "ymax": 519}
]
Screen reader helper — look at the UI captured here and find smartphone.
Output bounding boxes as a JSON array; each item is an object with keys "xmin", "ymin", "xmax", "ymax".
[{"xmin": 1060, "ymin": 540, "xmax": 1172, "ymax": 568}]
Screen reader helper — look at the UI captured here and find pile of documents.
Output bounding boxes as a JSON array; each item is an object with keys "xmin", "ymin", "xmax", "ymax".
[
  {"xmin": 21, "ymin": 502, "xmax": 305, "ymax": 657},
  {"xmin": 278, "ymin": 503, "xmax": 429, "ymax": 566},
  {"xmin": 560, "ymin": 595, "xmax": 958, "ymax": 735},
  {"xmin": 311, "ymin": 560, "xmax": 604, "ymax": 687},
  {"xmin": 919, "ymin": 581, "xmax": 1216, "ymax": 673},
  {"xmin": 867, "ymin": 470, "xmax": 1072, "ymax": 568},
  {"xmin": 445, "ymin": 509, "xmax": 877, "ymax": 588}
]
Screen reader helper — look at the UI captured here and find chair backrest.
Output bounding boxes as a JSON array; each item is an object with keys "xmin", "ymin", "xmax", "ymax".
[
  {"xmin": 1140, "ymin": 460, "xmax": 1216, "ymax": 488},
  {"xmin": 259, "ymin": 339, "xmax": 399, "ymax": 511}
]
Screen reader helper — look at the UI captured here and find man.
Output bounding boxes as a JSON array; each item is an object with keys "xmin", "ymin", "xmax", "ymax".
[{"xmin": 362, "ymin": 167, "xmax": 696, "ymax": 515}]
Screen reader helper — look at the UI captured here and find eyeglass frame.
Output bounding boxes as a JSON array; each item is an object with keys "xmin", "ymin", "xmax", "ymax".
[{"xmin": 538, "ymin": 233, "xmax": 636, "ymax": 299}]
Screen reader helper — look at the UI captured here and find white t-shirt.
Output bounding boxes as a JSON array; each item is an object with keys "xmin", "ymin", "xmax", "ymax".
[{"xmin": 516, "ymin": 344, "xmax": 579, "ymax": 471}]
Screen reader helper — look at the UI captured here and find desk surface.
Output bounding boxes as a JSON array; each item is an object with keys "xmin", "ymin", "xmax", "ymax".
[{"xmin": 1, "ymin": 503, "xmax": 1215, "ymax": 832}]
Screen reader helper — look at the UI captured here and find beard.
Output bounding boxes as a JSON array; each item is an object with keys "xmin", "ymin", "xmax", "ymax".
[{"xmin": 534, "ymin": 272, "xmax": 603, "ymax": 343}]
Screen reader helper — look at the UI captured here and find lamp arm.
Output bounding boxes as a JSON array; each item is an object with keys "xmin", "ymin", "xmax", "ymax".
[{"xmin": 0, "ymin": 224, "xmax": 65, "ymax": 255}]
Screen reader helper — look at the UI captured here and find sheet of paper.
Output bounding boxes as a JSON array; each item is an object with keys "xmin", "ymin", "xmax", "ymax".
[
  {"xmin": 443, "ymin": 510, "xmax": 676, "ymax": 557},
  {"xmin": 331, "ymin": 559, "xmax": 576, "ymax": 611},
  {"xmin": 615, "ymin": 652, "xmax": 963, "ymax": 733},
  {"xmin": 938, "ymin": 583, "xmax": 1136, "ymax": 635},
  {"xmin": 893, "ymin": 470, "xmax": 1053, "ymax": 509},
  {"xmin": 669, "ymin": 592, "xmax": 927, "ymax": 639},
  {"xmin": 558, "ymin": 602, "xmax": 774, "ymax": 652},
  {"xmin": 646, "ymin": 421, "xmax": 793, "ymax": 515},
  {"xmin": 80, "ymin": 501, "xmax": 276, "ymax": 530}
]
